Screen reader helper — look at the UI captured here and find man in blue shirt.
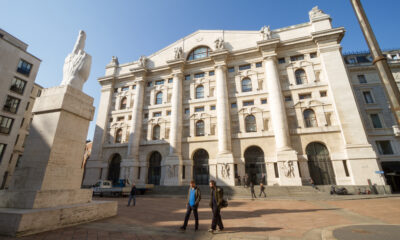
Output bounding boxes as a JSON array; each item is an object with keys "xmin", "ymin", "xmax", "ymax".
[{"xmin": 180, "ymin": 180, "xmax": 201, "ymax": 231}]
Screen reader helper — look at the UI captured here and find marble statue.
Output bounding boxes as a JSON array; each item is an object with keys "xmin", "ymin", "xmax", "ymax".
[
  {"xmin": 214, "ymin": 37, "xmax": 224, "ymax": 50},
  {"xmin": 309, "ymin": 6, "xmax": 325, "ymax": 19},
  {"xmin": 260, "ymin": 25, "xmax": 272, "ymax": 40},
  {"xmin": 138, "ymin": 55, "xmax": 147, "ymax": 68},
  {"xmin": 220, "ymin": 163, "xmax": 230, "ymax": 179},
  {"xmin": 174, "ymin": 47, "xmax": 183, "ymax": 59},
  {"xmin": 61, "ymin": 30, "xmax": 92, "ymax": 91},
  {"xmin": 109, "ymin": 56, "xmax": 119, "ymax": 66}
]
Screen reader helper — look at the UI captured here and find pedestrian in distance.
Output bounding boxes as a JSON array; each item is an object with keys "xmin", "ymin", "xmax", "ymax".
[
  {"xmin": 250, "ymin": 181, "xmax": 256, "ymax": 199},
  {"xmin": 242, "ymin": 175, "xmax": 246, "ymax": 187},
  {"xmin": 180, "ymin": 180, "xmax": 201, "ymax": 232},
  {"xmin": 127, "ymin": 183, "xmax": 136, "ymax": 207},
  {"xmin": 259, "ymin": 183, "xmax": 266, "ymax": 198},
  {"xmin": 237, "ymin": 176, "xmax": 241, "ymax": 186},
  {"xmin": 208, "ymin": 180, "xmax": 224, "ymax": 233}
]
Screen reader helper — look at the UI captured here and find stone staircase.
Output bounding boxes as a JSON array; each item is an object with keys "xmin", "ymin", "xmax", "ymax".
[{"xmin": 145, "ymin": 185, "xmax": 327, "ymax": 199}]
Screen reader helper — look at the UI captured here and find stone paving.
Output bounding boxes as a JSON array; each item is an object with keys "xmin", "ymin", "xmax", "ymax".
[{"xmin": 2, "ymin": 196, "xmax": 400, "ymax": 240}]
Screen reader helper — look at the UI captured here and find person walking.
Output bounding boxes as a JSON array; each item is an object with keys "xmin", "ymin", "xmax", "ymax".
[
  {"xmin": 208, "ymin": 180, "xmax": 224, "ymax": 233},
  {"xmin": 180, "ymin": 180, "xmax": 201, "ymax": 231},
  {"xmin": 250, "ymin": 181, "xmax": 256, "ymax": 199},
  {"xmin": 259, "ymin": 183, "xmax": 266, "ymax": 198},
  {"xmin": 242, "ymin": 175, "xmax": 246, "ymax": 187},
  {"xmin": 127, "ymin": 183, "xmax": 136, "ymax": 207}
]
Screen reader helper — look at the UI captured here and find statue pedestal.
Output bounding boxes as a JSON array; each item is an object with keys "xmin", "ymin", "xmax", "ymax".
[{"xmin": 0, "ymin": 86, "xmax": 117, "ymax": 237}]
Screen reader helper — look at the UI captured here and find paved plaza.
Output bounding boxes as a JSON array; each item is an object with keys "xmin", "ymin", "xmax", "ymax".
[{"xmin": 1, "ymin": 196, "xmax": 399, "ymax": 240}]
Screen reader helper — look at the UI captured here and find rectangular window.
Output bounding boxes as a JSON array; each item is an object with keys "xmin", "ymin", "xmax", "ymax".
[
  {"xmin": 209, "ymin": 71, "xmax": 215, "ymax": 76},
  {"xmin": 15, "ymin": 154, "xmax": 22, "ymax": 168},
  {"xmin": 117, "ymin": 116, "xmax": 124, "ymax": 122},
  {"xmin": 37, "ymin": 89, "xmax": 42, "ymax": 97},
  {"xmin": 0, "ymin": 115, "xmax": 14, "ymax": 134},
  {"xmin": 285, "ymin": 95, "xmax": 292, "ymax": 102},
  {"xmin": 185, "ymin": 75, "xmax": 191, "ymax": 80},
  {"xmin": 243, "ymin": 100, "xmax": 254, "ymax": 106},
  {"xmin": 147, "ymin": 81, "xmax": 153, "ymax": 87},
  {"xmin": 228, "ymin": 67, "xmax": 235, "ymax": 73},
  {"xmin": 255, "ymin": 62, "xmax": 262, "ymax": 68},
  {"xmin": 348, "ymin": 57, "xmax": 356, "ymax": 64},
  {"xmin": 343, "ymin": 160, "xmax": 350, "ymax": 177},
  {"xmin": 363, "ymin": 91, "xmax": 374, "ymax": 103},
  {"xmin": 114, "ymin": 88, "xmax": 118, "ymax": 93},
  {"xmin": 358, "ymin": 74, "xmax": 367, "ymax": 84},
  {"xmin": 234, "ymin": 164, "xmax": 238, "ymax": 178},
  {"xmin": 25, "ymin": 102, "xmax": 30, "ymax": 111},
  {"xmin": 261, "ymin": 99, "xmax": 267, "ymax": 104},
  {"xmin": 210, "ymin": 105, "xmax": 216, "ymax": 110},
  {"xmin": 182, "ymin": 165, "xmax": 186, "ymax": 179},
  {"xmin": 167, "ymin": 110, "xmax": 171, "ymax": 116},
  {"xmin": 184, "ymin": 108, "xmax": 190, "ymax": 114},
  {"xmin": 231, "ymin": 102, "xmax": 237, "ymax": 108},
  {"xmin": 20, "ymin": 118, "xmax": 25, "ymax": 128},
  {"xmin": 155, "ymin": 80, "xmax": 164, "ymax": 85},
  {"xmin": 153, "ymin": 112, "xmax": 162, "ymax": 117},
  {"xmin": 290, "ymin": 55, "xmax": 304, "ymax": 62},
  {"xmin": 274, "ymin": 162, "xmax": 279, "ymax": 178},
  {"xmin": 15, "ymin": 134, "xmax": 19, "ymax": 146},
  {"xmin": 357, "ymin": 56, "xmax": 371, "ymax": 63},
  {"xmin": 109, "ymin": 117, "xmax": 113, "ymax": 122},
  {"xmin": 370, "ymin": 114, "xmax": 383, "ymax": 128},
  {"xmin": 144, "ymin": 113, "xmax": 149, "ymax": 119},
  {"xmin": 278, "ymin": 58, "xmax": 286, "ymax": 64},
  {"xmin": 239, "ymin": 64, "xmax": 251, "ymax": 71},
  {"xmin": 320, "ymin": 91, "xmax": 327, "ymax": 97},
  {"xmin": 376, "ymin": 140, "xmax": 393, "ymax": 155},
  {"xmin": 195, "ymin": 107, "xmax": 204, "ymax": 112},
  {"xmin": 168, "ymin": 78, "xmax": 173, "ymax": 83},
  {"xmin": 137, "ymin": 167, "xmax": 141, "ymax": 179},
  {"xmin": 133, "ymin": 85, "xmax": 136, "ymax": 89},
  {"xmin": 0, "ymin": 144, "xmax": 6, "ymax": 164},
  {"xmin": 17, "ymin": 59, "xmax": 32, "ymax": 76},
  {"xmin": 310, "ymin": 52, "xmax": 317, "ymax": 58},
  {"xmin": 128, "ymin": 115, "xmax": 132, "ymax": 120},
  {"xmin": 299, "ymin": 93, "xmax": 311, "ymax": 100},
  {"xmin": 4, "ymin": 96, "xmax": 21, "ymax": 114},
  {"xmin": 194, "ymin": 72, "xmax": 205, "ymax": 78},
  {"xmin": 10, "ymin": 77, "xmax": 27, "ymax": 95},
  {"xmin": 121, "ymin": 86, "xmax": 129, "ymax": 91}
]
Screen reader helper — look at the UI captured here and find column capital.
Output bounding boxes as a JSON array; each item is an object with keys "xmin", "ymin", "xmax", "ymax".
[
  {"xmin": 210, "ymin": 49, "xmax": 229, "ymax": 66},
  {"xmin": 214, "ymin": 64, "xmax": 227, "ymax": 71},
  {"xmin": 130, "ymin": 67, "xmax": 147, "ymax": 79},
  {"xmin": 172, "ymin": 72, "xmax": 183, "ymax": 79},
  {"xmin": 263, "ymin": 54, "xmax": 278, "ymax": 62},
  {"xmin": 257, "ymin": 38, "xmax": 279, "ymax": 57},
  {"xmin": 167, "ymin": 58, "xmax": 185, "ymax": 72}
]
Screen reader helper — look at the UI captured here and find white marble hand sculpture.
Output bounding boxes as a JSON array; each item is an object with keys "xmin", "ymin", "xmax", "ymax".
[{"xmin": 61, "ymin": 30, "xmax": 92, "ymax": 90}]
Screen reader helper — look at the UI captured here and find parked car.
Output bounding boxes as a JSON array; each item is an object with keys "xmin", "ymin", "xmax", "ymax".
[{"xmin": 92, "ymin": 179, "xmax": 153, "ymax": 197}]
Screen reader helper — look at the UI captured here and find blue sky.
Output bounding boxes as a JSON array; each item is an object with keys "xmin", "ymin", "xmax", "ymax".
[{"xmin": 2, "ymin": 0, "xmax": 400, "ymax": 140}]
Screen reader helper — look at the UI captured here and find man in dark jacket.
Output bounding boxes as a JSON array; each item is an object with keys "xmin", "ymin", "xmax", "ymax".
[
  {"xmin": 127, "ymin": 183, "xmax": 136, "ymax": 206},
  {"xmin": 208, "ymin": 180, "xmax": 224, "ymax": 233},
  {"xmin": 250, "ymin": 181, "xmax": 256, "ymax": 199},
  {"xmin": 180, "ymin": 180, "xmax": 201, "ymax": 231}
]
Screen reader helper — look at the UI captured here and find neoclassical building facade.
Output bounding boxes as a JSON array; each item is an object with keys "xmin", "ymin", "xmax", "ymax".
[{"xmin": 83, "ymin": 7, "xmax": 385, "ymax": 187}]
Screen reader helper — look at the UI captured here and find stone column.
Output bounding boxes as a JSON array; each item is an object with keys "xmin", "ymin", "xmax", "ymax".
[
  {"xmin": 164, "ymin": 60, "xmax": 184, "ymax": 185},
  {"xmin": 211, "ymin": 50, "xmax": 235, "ymax": 186},
  {"xmin": 123, "ymin": 69, "xmax": 146, "ymax": 183},
  {"xmin": 258, "ymin": 39, "xmax": 301, "ymax": 186}
]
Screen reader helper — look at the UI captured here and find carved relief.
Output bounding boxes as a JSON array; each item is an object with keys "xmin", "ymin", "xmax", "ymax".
[
  {"xmin": 174, "ymin": 47, "xmax": 183, "ymax": 60},
  {"xmin": 260, "ymin": 25, "xmax": 272, "ymax": 40},
  {"xmin": 214, "ymin": 37, "xmax": 225, "ymax": 50},
  {"xmin": 282, "ymin": 160, "xmax": 295, "ymax": 178}
]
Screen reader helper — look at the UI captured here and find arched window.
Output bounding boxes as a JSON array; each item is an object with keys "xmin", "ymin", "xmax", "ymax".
[
  {"xmin": 155, "ymin": 91, "xmax": 163, "ymax": 105},
  {"xmin": 120, "ymin": 97, "xmax": 127, "ymax": 110},
  {"xmin": 152, "ymin": 125, "xmax": 160, "ymax": 140},
  {"xmin": 303, "ymin": 109, "xmax": 317, "ymax": 127},
  {"xmin": 196, "ymin": 120, "xmax": 205, "ymax": 136},
  {"xmin": 187, "ymin": 46, "xmax": 211, "ymax": 61},
  {"xmin": 115, "ymin": 129, "xmax": 123, "ymax": 143},
  {"xmin": 241, "ymin": 78, "xmax": 252, "ymax": 92},
  {"xmin": 195, "ymin": 85, "xmax": 204, "ymax": 99},
  {"xmin": 295, "ymin": 69, "xmax": 307, "ymax": 85},
  {"xmin": 245, "ymin": 115, "xmax": 257, "ymax": 132}
]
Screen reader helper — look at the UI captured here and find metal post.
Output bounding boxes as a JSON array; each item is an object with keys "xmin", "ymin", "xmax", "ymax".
[{"xmin": 350, "ymin": 0, "xmax": 400, "ymax": 126}]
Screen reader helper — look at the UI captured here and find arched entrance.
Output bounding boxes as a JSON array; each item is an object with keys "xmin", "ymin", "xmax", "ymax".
[
  {"xmin": 244, "ymin": 146, "xmax": 266, "ymax": 185},
  {"xmin": 108, "ymin": 153, "xmax": 121, "ymax": 184},
  {"xmin": 306, "ymin": 142, "xmax": 336, "ymax": 185},
  {"xmin": 193, "ymin": 149, "xmax": 209, "ymax": 185},
  {"xmin": 148, "ymin": 151, "xmax": 162, "ymax": 185}
]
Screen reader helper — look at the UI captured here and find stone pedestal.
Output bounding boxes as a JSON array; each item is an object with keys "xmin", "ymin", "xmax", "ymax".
[
  {"xmin": 215, "ymin": 153, "xmax": 235, "ymax": 186},
  {"xmin": 0, "ymin": 86, "xmax": 117, "ymax": 237},
  {"xmin": 277, "ymin": 150, "xmax": 302, "ymax": 186},
  {"xmin": 162, "ymin": 155, "xmax": 182, "ymax": 186}
]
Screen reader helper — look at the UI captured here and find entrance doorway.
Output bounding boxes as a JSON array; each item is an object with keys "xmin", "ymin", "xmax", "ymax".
[
  {"xmin": 148, "ymin": 151, "xmax": 162, "ymax": 185},
  {"xmin": 193, "ymin": 149, "xmax": 209, "ymax": 185},
  {"xmin": 108, "ymin": 154, "xmax": 121, "ymax": 184},
  {"xmin": 244, "ymin": 146, "xmax": 266, "ymax": 185},
  {"xmin": 306, "ymin": 142, "xmax": 336, "ymax": 185},
  {"xmin": 381, "ymin": 162, "xmax": 400, "ymax": 193}
]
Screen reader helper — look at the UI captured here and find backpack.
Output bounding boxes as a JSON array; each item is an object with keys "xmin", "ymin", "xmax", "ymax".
[{"xmin": 221, "ymin": 199, "xmax": 228, "ymax": 208}]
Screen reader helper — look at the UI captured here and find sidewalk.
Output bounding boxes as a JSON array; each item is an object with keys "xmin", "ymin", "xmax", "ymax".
[{"xmin": 3, "ymin": 196, "xmax": 400, "ymax": 240}]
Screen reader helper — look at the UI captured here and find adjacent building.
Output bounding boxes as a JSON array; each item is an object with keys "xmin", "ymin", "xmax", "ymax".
[
  {"xmin": 344, "ymin": 50, "xmax": 400, "ymax": 192},
  {"xmin": 0, "ymin": 29, "xmax": 41, "ymax": 189},
  {"xmin": 84, "ymin": 7, "xmax": 390, "ymax": 190}
]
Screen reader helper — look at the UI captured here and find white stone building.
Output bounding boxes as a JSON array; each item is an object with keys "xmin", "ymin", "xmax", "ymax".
[
  {"xmin": 0, "ymin": 29, "xmax": 41, "ymax": 189},
  {"xmin": 83, "ymin": 7, "xmax": 387, "ymax": 188}
]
